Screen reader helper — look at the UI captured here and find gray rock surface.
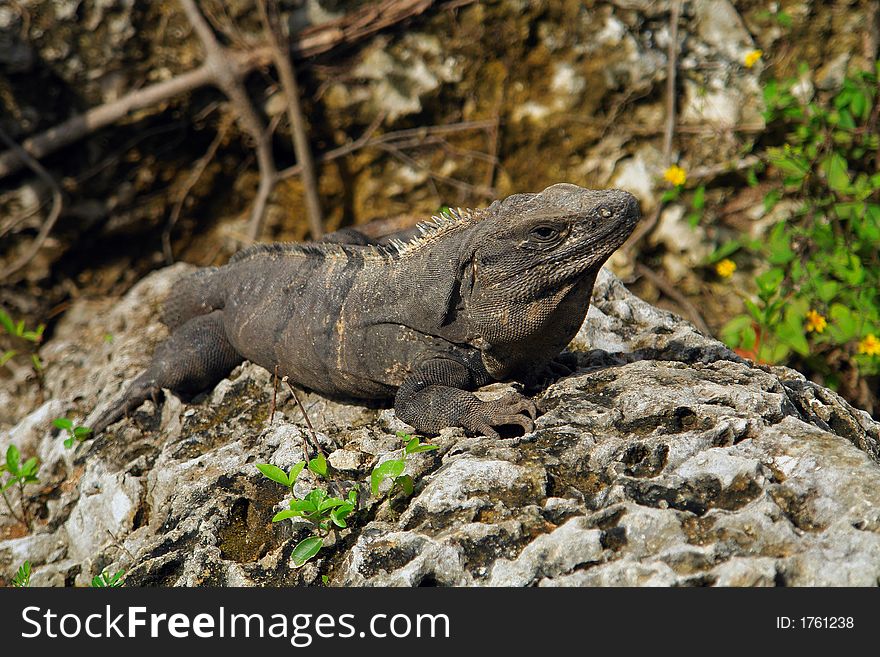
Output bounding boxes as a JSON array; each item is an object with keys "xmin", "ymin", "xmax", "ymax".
[{"xmin": 2, "ymin": 265, "xmax": 880, "ymax": 586}]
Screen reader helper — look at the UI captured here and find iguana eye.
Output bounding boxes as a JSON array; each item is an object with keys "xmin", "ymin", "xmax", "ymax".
[{"xmin": 530, "ymin": 225, "xmax": 559, "ymax": 242}]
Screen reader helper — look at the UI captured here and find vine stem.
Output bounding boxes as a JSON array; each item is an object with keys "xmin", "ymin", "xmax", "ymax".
[{"xmin": 1, "ymin": 485, "xmax": 27, "ymax": 527}]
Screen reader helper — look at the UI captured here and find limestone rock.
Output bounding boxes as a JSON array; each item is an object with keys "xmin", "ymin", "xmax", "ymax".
[{"xmin": 3, "ymin": 265, "xmax": 880, "ymax": 587}]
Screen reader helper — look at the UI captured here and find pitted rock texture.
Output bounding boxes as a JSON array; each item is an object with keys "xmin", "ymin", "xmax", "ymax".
[{"xmin": 2, "ymin": 266, "xmax": 880, "ymax": 587}]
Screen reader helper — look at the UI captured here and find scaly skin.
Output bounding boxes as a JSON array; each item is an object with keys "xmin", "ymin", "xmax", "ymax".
[{"xmin": 90, "ymin": 183, "xmax": 640, "ymax": 438}]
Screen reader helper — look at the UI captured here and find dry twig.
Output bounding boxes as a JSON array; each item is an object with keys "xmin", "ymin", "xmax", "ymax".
[
  {"xmin": 0, "ymin": 0, "xmax": 465, "ymax": 180},
  {"xmin": 282, "ymin": 376, "xmax": 324, "ymax": 457},
  {"xmin": 0, "ymin": 127, "xmax": 63, "ymax": 281},
  {"xmin": 257, "ymin": 0, "xmax": 324, "ymax": 241},
  {"xmin": 162, "ymin": 115, "xmax": 232, "ymax": 264}
]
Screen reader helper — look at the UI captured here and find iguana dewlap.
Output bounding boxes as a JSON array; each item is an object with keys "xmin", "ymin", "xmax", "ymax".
[{"xmin": 91, "ymin": 183, "xmax": 640, "ymax": 438}]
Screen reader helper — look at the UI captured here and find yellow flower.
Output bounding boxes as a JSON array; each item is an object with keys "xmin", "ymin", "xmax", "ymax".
[
  {"xmin": 744, "ymin": 49, "xmax": 763, "ymax": 68},
  {"xmin": 858, "ymin": 334, "xmax": 880, "ymax": 356},
  {"xmin": 715, "ymin": 259, "xmax": 736, "ymax": 278},
  {"xmin": 663, "ymin": 165, "xmax": 687, "ymax": 187},
  {"xmin": 804, "ymin": 310, "xmax": 827, "ymax": 333}
]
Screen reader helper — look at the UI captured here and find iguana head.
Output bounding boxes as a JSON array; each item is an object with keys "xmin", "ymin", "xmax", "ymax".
[
  {"xmin": 465, "ymin": 183, "xmax": 639, "ymax": 299},
  {"xmin": 457, "ymin": 183, "xmax": 640, "ymax": 372}
]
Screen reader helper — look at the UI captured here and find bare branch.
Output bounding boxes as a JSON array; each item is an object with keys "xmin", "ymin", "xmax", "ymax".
[
  {"xmin": 162, "ymin": 116, "xmax": 232, "ymax": 264},
  {"xmin": 0, "ymin": 127, "xmax": 63, "ymax": 281},
  {"xmin": 258, "ymin": 0, "xmax": 324, "ymax": 240},
  {"xmin": 178, "ymin": 0, "xmax": 279, "ymax": 242},
  {"xmin": 0, "ymin": 63, "xmax": 219, "ymax": 180},
  {"xmin": 624, "ymin": 0, "xmax": 681, "ymax": 256},
  {"xmin": 0, "ymin": 0, "xmax": 463, "ymax": 181}
]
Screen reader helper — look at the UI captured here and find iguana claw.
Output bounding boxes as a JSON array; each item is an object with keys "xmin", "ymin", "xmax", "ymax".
[{"xmin": 466, "ymin": 392, "xmax": 538, "ymax": 439}]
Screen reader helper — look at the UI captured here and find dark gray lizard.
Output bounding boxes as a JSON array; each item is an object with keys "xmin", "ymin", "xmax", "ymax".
[{"xmin": 90, "ymin": 183, "xmax": 640, "ymax": 438}]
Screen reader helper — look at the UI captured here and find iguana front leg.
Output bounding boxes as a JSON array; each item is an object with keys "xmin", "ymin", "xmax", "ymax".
[{"xmin": 394, "ymin": 358, "xmax": 537, "ymax": 439}]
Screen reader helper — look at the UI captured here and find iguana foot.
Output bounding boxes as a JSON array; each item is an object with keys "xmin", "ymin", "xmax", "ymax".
[
  {"xmin": 463, "ymin": 391, "xmax": 538, "ymax": 439},
  {"xmin": 90, "ymin": 310, "xmax": 243, "ymax": 436}
]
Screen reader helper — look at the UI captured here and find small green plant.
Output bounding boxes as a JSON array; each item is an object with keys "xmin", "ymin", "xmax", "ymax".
[
  {"xmin": 53, "ymin": 417, "xmax": 92, "ymax": 449},
  {"xmin": 91, "ymin": 569, "xmax": 125, "ymax": 587},
  {"xmin": 256, "ymin": 452, "xmax": 327, "ymax": 489},
  {"xmin": 370, "ymin": 432, "xmax": 438, "ymax": 498},
  {"xmin": 257, "ymin": 453, "xmax": 352, "ymax": 568},
  {"xmin": 257, "ymin": 433, "xmax": 437, "ymax": 570},
  {"xmin": 0, "ymin": 444, "xmax": 40, "ymax": 529},
  {"xmin": 273, "ymin": 489, "xmax": 358, "ymax": 568},
  {"xmin": 720, "ymin": 63, "xmax": 880, "ymax": 395},
  {"xmin": 660, "ymin": 181, "xmax": 707, "ymax": 228},
  {"xmin": 12, "ymin": 561, "xmax": 32, "ymax": 587},
  {"xmin": 0, "ymin": 308, "xmax": 45, "ymax": 375}
]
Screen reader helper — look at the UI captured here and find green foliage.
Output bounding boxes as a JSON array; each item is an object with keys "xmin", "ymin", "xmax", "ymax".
[
  {"xmin": 272, "ymin": 488, "xmax": 358, "ymax": 530},
  {"xmin": 370, "ymin": 432, "xmax": 438, "ymax": 497},
  {"xmin": 0, "ymin": 308, "xmax": 45, "ymax": 376},
  {"xmin": 290, "ymin": 536, "xmax": 323, "ymax": 568},
  {"xmin": 0, "ymin": 444, "xmax": 40, "ymax": 529},
  {"xmin": 53, "ymin": 417, "xmax": 92, "ymax": 449},
  {"xmin": 258, "ymin": 433, "xmax": 437, "ymax": 570},
  {"xmin": 273, "ymin": 488, "xmax": 357, "ymax": 569},
  {"xmin": 722, "ymin": 63, "xmax": 880, "ymax": 379},
  {"xmin": 12, "ymin": 561, "xmax": 32, "ymax": 587},
  {"xmin": 91, "ymin": 569, "xmax": 125, "ymax": 587},
  {"xmin": 256, "ymin": 461, "xmax": 305, "ymax": 488},
  {"xmin": 258, "ymin": 455, "xmax": 356, "ymax": 569}
]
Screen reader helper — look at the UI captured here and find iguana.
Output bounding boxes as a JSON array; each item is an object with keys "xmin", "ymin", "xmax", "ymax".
[{"xmin": 90, "ymin": 183, "xmax": 639, "ymax": 438}]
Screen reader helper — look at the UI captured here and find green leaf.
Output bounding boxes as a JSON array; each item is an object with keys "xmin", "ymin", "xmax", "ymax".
[
  {"xmin": 763, "ymin": 189, "xmax": 782, "ymax": 213},
  {"xmin": 308, "ymin": 453, "xmax": 328, "ymax": 478},
  {"xmin": 692, "ymin": 185, "xmax": 706, "ymax": 210},
  {"xmin": 287, "ymin": 461, "xmax": 306, "ymax": 486},
  {"xmin": 404, "ymin": 437, "xmax": 419, "ymax": 454},
  {"xmin": 73, "ymin": 426, "xmax": 92, "ymax": 439},
  {"xmin": 815, "ymin": 280, "xmax": 839, "ymax": 303},
  {"xmin": 64, "ymin": 437, "xmax": 75, "ymax": 449},
  {"xmin": 395, "ymin": 474, "xmax": 415, "ymax": 497},
  {"xmin": 821, "ymin": 153, "xmax": 851, "ymax": 193},
  {"xmin": 290, "ymin": 498, "xmax": 318, "ymax": 514},
  {"xmin": 12, "ymin": 561, "xmax": 31, "ymax": 588},
  {"xmin": 371, "ymin": 459, "xmax": 406, "ymax": 496},
  {"xmin": 256, "ymin": 463, "xmax": 290, "ymax": 487},
  {"xmin": 0, "ymin": 350, "xmax": 17, "ymax": 366},
  {"xmin": 6, "ymin": 444, "xmax": 20, "ymax": 474},
  {"xmin": 660, "ymin": 188, "xmax": 680, "ymax": 204},
  {"xmin": 317, "ymin": 497, "xmax": 346, "ymax": 512},
  {"xmin": 829, "ymin": 304, "xmax": 858, "ymax": 342},
  {"xmin": 53, "ymin": 417, "xmax": 73, "ymax": 431},
  {"xmin": 20, "ymin": 457, "xmax": 38, "ymax": 477},
  {"xmin": 706, "ymin": 241, "xmax": 741, "ymax": 264},
  {"xmin": 290, "ymin": 536, "xmax": 323, "ymax": 567},
  {"xmin": 755, "ymin": 268, "xmax": 785, "ymax": 300},
  {"xmin": 347, "ymin": 489, "xmax": 358, "ymax": 505},
  {"xmin": 272, "ymin": 509, "xmax": 301, "ymax": 523},
  {"xmin": 767, "ymin": 223, "xmax": 794, "ymax": 265},
  {"xmin": 330, "ymin": 503, "xmax": 355, "ymax": 528},
  {"xmin": 0, "ymin": 309, "xmax": 15, "ymax": 335}
]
